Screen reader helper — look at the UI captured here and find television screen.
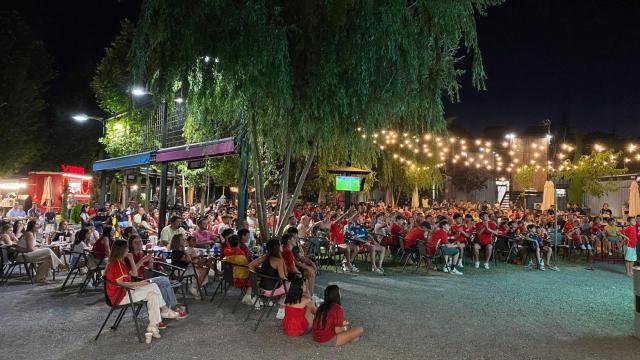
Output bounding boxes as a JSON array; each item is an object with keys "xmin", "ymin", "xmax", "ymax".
[{"xmin": 335, "ymin": 176, "xmax": 361, "ymax": 191}]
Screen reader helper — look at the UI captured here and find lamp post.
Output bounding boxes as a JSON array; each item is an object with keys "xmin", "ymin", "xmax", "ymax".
[{"xmin": 72, "ymin": 113, "xmax": 108, "ymax": 206}]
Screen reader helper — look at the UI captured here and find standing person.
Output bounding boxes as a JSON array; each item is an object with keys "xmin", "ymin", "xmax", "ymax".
[
  {"xmin": 282, "ymin": 274, "xmax": 317, "ymax": 337},
  {"xmin": 473, "ymin": 212, "xmax": 498, "ymax": 269},
  {"xmin": 104, "ymin": 240, "xmax": 183, "ymax": 340},
  {"xmin": 620, "ymin": 217, "xmax": 637, "ymax": 277},
  {"xmin": 159, "ymin": 216, "xmax": 186, "ymax": 247},
  {"xmin": 312, "ymin": 285, "xmax": 363, "ymax": 347}
]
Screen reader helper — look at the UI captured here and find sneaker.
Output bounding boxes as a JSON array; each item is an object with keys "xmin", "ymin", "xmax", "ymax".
[
  {"xmin": 174, "ymin": 310, "xmax": 188, "ymax": 319},
  {"xmin": 608, "ymin": 252, "xmax": 612, "ymax": 256},
  {"xmin": 373, "ymin": 268, "xmax": 384, "ymax": 274},
  {"xmin": 580, "ymin": 244, "xmax": 586, "ymax": 250},
  {"xmin": 548, "ymin": 265, "xmax": 559, "ymax": 271},
  {"xmin": 157, "ymin": 322, "xmax": 167, "ymax": 330},
  {"xmin": 146, "ymin": 326, "xmax": 161, "ymax": 338},
  {"xmin": 378, "ymin": 267, "xmax": 385, "ymax": 273},
  {"xmin": 242, "ymin": 293, "xmax": 254, "ymax": 305},
  {"xmin": 586, "ymin": 244, "xmax": 593, "ymax": 250},
  {"xmin": 161, "ymin": 309, "xmax": 181, "ymax": 319},
  {"xmin": 483, "ymin": 263, "xmax": 490, "ymax": 270},
  {"xmin": 450, "ymin": 268, "xmax": 463, "ymax": 275},
  {"xmin": 351, "ymin": 265, "xmax": 360, "ymax": 273},
  {"xmin": 474, "ymin": 261, "xmax": 480, "ymax": 269},
  {"xmin": 539, "ymin": 264, "xmax": 546, "ymax": 271},
  {"xmin": 254, "ymin": 299, "xmax": 263, "ymax": 310},
  {"xmin": 276, "ymin": 307, "xmax": 285, "ymax": 320},
  {"xmin": 458, "ymin": 262, "xmax": 464, "ymax": 269},
  {"xmin": 442, "ymin": 266, "xmax": 449, "ymax": 273}
]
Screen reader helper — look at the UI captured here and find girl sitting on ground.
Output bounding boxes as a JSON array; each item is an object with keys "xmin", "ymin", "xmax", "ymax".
[
  {"xmin": 312, "ymin": 284, "xmax": 363, "ymax": 347},
  {"xmin": 105, "ymin": 240, "xmax": 182, "ymax": 340},
  {"xmin": 282, "ymin": 273, "xmax": 317, "ymax": 336}
]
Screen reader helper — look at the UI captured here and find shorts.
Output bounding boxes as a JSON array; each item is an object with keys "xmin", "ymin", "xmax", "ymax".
[
  {"xmin": 607, "ymin": 236, "xmax": 620, "ymax": 243},
  {"xmin": 317, "ymin": 337, "xmax": 337, "ymax": 347},
  {"xmin": 624, "ymin": 246, "xmax": 637, "ymax": 262},
  {"xmin": 435, "ymin": 247, "xmax": 459, "ymax": 257}
]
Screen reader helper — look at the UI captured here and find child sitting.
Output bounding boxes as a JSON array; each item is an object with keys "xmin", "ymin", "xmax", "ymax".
[{"xmin": 523, "ymin": 224, "xmax": 558, "ymax": 271}]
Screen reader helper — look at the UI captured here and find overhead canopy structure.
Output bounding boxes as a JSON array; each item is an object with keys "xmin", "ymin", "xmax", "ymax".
[
  {"xmin": 327, "ymin": 166, "xmax": 371, "ymax": 175},
  {"xmin": 93, "ymin": 151, "xmax": 155, "ymax": 172},
  {"xmin": 156, "ymin": 137, "xmax": 236, "ymax": 162}
]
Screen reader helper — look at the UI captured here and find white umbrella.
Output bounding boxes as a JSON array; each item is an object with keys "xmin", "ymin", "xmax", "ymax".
[
  {"xmin": 41, "ymin": 176, "xmax": 54, "ymax": 208},
  {"xmin": 411, "ymin": 185, "xmax": 420, "ymax": 209},
  {"xmin": 629, "ymin": 181, "xmax": 640, "ymax": 217},
  {"xmin": 541, "ymin": 180, "xmax": 555, "ymax": 211}
]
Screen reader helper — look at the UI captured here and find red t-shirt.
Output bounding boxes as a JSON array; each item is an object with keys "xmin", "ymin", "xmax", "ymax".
[
  {"xmin": 105, "ymin": 260, "xmax": 130, "ymax": 306},
  {"xmin": 476, "ymin": 222, "xmax": 496, "ymax": 245},
  {"xmin": 330, "ymin": 220, "xmax": 346, "ymax": 245},
  {"xmin": 312, "ymin": 304, "xmax": 344, "ymax": 343},
  {"xmin": 282, "ymin": 248, "xmax": 296, "ymax": 273},
  {"xmin": 404, "ymin": 227, "xmax": 425, "ymax": 249},
  {"xmin": 591, "ymin": 223, "xmax": 604, "ymax": 235},
  {"xmin": 622, "ymin": 226, "xmax": 638, "ymax": 248},
  {"xmin": 450, "ymin": 224, "xmax": 467, "ymax": 243},
  {"xmin": 562, "ymin": 222, "xmax": 574, "ymax": 235},
  {"xmin": 390, "ymin": 223, "xmax": 402, "ymax": 236},
  {"xmin": 427, "ymin": 228, "xmax": 448, "ymax": 255}
]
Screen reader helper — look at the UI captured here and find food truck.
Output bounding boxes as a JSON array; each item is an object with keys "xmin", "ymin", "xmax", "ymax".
[{"xmin": 27, "ymin": 165, "xmax": 93, "ymax": 213}]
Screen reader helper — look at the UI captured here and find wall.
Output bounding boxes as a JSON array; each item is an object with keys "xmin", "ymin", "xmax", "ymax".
[{"xmin": 582, "ymin": 177, "xmax": 637, "ymax": 217}]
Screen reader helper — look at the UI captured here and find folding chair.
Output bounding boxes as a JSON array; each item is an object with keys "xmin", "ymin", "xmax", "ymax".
[
  {"xmin": 244, "ymin": 269, "xmax": 287, "ymax": 332},
  {"xmin": 151, "ymin": 261, "xmax": 193, "ymax": 311},
  {"xmin": 327, "ymin": 242, "xmax": 347, "ymax": 272},
  {"xmin": 79, "ymin": 250, "xmax": 105, "ymax": 293},
  {"xmin": 60, "ymin": 250, "xmax": 88, "ymax": 291},
  {"xmin": 209, "ymin": 260, "xmax": 249, "ymax": 313},
  {"xmin": 94, "ymin": 278, "xmax": 147, "ymax": 343},
  {"xmin": 398, "ymin": 237, "xmax": 419, "ymax": 271},
  {"xmin": 0, "ymin": 245, "xmax": 34, "ymax": 285}
]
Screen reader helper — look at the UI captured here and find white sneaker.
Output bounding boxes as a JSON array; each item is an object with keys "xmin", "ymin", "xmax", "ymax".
[
  {"xmin": 483, "ymin": 263, "xmax": 490, "ymax": 270},
  {"xmin": 587, "ymin": 244, "xmax": 593, "ymax": 250},
  {"xmin": 351, "ymin": 265, "xmax": 360, "ymax": 273},
  {"xmin": 342, "ymin": 263, "xmax": 350, "ymax": 272},
  {"xmin": 458, "ymin": 262, "xmax": 464, "ymax": 269},
  {"xmin": 442, "ymin": 266, "xmax": 449, "ymax": 273},
  {"xmin": 146, "ymin": 326, "xmax": 161, "ymax": 339},
  {"xmin": 580, "ymin": 244, "xmax": 586, "ymax": 250},
  {"xmin": 242, "ymin": 293, "xmax": 254, "ymax": 305},
  {"xmin": 450, "ymin": 268, "xmax": 463, "ymax": 275},
  {"xmin": 161, "ymin": 309, "xmax": 180, "ymax": 319},
  {"xmin": 276, "ymin": 307, "xmax": 285, "ymax": 320},
  {"xmin": 474, "ymin": 261, "xmax": 480, "ymax": 269}
]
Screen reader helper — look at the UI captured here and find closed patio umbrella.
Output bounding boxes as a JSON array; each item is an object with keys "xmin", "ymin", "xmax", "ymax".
[
  {"xmin": 541, "ymin": 180, "xmax": 555, "ymax": 211},
  {"xmin": 628, "ymin": 180, "xmax": 640, "ymax": 217},
  {"xmin": 41, "ymin": 176, "xmax": 54, "ymax": 208}
]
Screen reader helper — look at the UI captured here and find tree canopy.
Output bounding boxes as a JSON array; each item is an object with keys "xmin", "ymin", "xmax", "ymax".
[
  {"xmin": 130, "ymin": 0, "xmax": 501, "ymax": 237},
  {"xmin": 558, "ymin": 150, "xmax": 627, "ymax": 199}
]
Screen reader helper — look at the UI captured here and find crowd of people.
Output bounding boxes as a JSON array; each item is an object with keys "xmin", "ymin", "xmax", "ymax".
[{"xmin": 2, "ymin": 197, "xmax": 639, "ymax": 346}]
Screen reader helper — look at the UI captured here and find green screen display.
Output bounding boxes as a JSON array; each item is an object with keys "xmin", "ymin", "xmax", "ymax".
[{"xmin": 335, "ymin": 176, "xmax": 361, "ymax": 191}]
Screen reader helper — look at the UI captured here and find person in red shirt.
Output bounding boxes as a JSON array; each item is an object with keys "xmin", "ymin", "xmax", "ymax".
[
  {"xmin": 474, "ymin": 212, "xmax": 499, "ymax": 269},
  {"xmin": 105, "ymin": 240, "xmax": 183, "ymax": 341},
  {"xmin": 621, "ymin": 217, "xmax": 637, "ymax": 276},
  {"xmin": 329, "ymin": 209, "xmax": 359, "ymax": 272},
  {"xmin": 590, "ymin": 217, "xmax": 605, "ymax": 254},
  {"xmin": 281, "ymin": 233, "xmax": 299, "ymax": 275},
  {"xmin": 404, "ymin": 222, "xmax": 430, "ymax": 250},
  {"xmin": 450, "ymin": 214, "xmax": 471, "ymax": 268},
  {"xmin": 312, "ymin": 284, "xmax": 363, "ymax": 346},
  {"xmin": 427, "ymin": 221, "xmax": 463, "ymax": 275}
]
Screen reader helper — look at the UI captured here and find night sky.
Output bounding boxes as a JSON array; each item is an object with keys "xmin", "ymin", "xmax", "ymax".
[{"xmin": 4, "ymin": 0, "xmax": 640, "ymax": 137}]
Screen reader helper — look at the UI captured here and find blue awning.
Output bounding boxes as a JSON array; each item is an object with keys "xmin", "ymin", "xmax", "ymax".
[{"xmin": 92, "ymin": 151, "xmax": 154, "ymax": 172}]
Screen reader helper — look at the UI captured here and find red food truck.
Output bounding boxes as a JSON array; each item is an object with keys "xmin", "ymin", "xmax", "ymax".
[{"xmin": 27, "ymin": 165, "xmax": 93, "ymax": 213}]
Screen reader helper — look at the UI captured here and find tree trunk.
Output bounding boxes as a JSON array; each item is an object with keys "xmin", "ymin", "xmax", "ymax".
[
  {"xmin": 277, "ymin": 141, "xmax": 292, "ymax": 225},
  {"xmin": 275, "ymin": 140, "xmax": 318, "ymax": 235},
  {"xmin": 250, "ymin": 110, "xmax": 269, "ymax": 242}
]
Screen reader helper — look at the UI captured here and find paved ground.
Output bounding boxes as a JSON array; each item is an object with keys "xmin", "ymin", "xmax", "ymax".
[{"xmin": 1, "ymin": 260, "xmax": 639, "ymax": 360}]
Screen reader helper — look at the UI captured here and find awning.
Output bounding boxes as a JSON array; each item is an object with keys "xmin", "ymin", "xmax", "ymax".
[
  {"xmin": 156, "ymin": 137, "xmax": 236, "ymax": 162},
  {"xmin": 92, "ymin": 151, "xmax": 154, "ymax": 172}
]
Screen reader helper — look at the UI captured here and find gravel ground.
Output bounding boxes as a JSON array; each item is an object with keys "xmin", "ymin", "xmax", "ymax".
[{"xmin": 1, "ymin": 260, "xmax": 639, "ymax": 360}]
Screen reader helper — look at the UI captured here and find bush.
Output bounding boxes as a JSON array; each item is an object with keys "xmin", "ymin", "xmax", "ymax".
[{"xmin": 69, "ymin": 203, "xmax": 83, "ymax": 224}]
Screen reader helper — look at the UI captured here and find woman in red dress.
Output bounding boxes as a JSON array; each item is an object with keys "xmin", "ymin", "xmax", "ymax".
[{"xmin": 282, "ymin": 275, "xmax": 316, "ymax": 336}]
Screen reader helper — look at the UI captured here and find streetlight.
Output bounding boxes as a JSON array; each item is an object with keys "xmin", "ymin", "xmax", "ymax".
[
  {"xmin": 72, "ymin": 113, "xmax": 104, "ymax": 123},
  {"xmin": 131, "ymin": 87, "xmax": 150, "ymax": 97}
]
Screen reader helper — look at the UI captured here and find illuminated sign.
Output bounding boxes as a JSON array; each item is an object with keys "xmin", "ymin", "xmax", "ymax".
[{"xmin": 61, "ymin": 165, "xmax": 85, "ymax": 174}]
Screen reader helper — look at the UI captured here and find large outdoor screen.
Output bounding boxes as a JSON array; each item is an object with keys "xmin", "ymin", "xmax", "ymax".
[{"xmin": 335, "ymin": 175, "xmax": 361, "ymax": 191}]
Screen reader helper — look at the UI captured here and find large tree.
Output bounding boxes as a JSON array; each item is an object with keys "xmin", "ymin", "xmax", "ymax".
[
  {"xmin": 0, "ymin": 13, "xmax": 54, "ymax": 175},
  {"xmin": 131, "ymin": 0, "xmax": 500, "ymax": 238}
]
